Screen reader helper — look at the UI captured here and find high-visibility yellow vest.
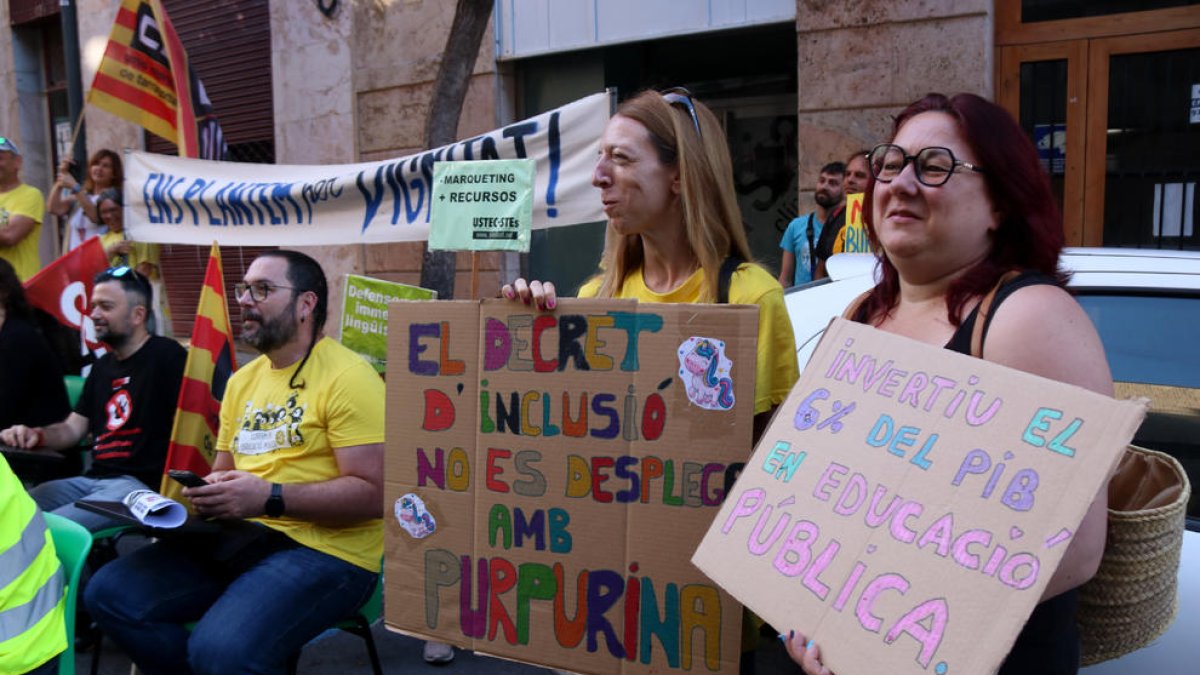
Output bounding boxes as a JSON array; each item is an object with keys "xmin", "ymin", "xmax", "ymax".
[{"xmin": 0, "ymin": 458, "xmax": 66, "ymax": 675}]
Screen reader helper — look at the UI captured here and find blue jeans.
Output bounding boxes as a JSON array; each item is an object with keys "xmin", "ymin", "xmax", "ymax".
[
  {"xmin": 29, "ymin": 474, "xmax": 150, "ymax": 532},
  {"xmin": 84, "ymin": 532, "xmax": 377, "ymax": 675}
]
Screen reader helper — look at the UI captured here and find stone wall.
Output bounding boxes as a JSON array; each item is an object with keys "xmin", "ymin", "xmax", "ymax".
[
  {"xmin": 79, "ymin": 0, "xmax": 142, "ymax": 159},
  {"xmin": 349, "ymin": 0, "xmax": 504, "ymax": 303},
  {"xmin": 794, "ymin": 0, "xmax": 992, "ymax": 212}
]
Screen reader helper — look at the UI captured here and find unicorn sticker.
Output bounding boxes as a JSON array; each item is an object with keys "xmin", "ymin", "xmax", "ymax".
[
  {"xmin": 677, "ymin": 337, "xmax": 736, "ymax": 411},
  {"xmin": 394, "ymin": 493, "xmax": 437, "ymax": 539}
]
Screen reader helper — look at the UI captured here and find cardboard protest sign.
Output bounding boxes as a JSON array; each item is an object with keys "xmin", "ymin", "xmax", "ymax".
[
  {"xmin": 124, "ymin": 92, "xmax": 609, "ymax": 246},
  {"xmin": 340, "ymin": 274, "xmax": 436, "ymax": 374},
  {"xmin": 834, "ymin": 193, "xmax": 870, "ymax": 254},
  {"xmin": 429, "ymin": 159, "xmax": 534, "ymax": 252},
  {"xmin": 384, "ymin": 298, "xmax": 759, "ymax": 674},
  {"xmin": 693, "ymin": 318, "xmax": 1146, "ymax": 675}
]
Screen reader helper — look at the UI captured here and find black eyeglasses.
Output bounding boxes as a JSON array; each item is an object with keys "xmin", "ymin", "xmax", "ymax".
[
  {"xmin": 233, "ymin": 281, "xmax": 298, "ymax": 303},
  {"xmin": 867, "ymin": 143, "xmax": 985, "ymax": 187},
  {"xmin": 661, "ymin": 87, "xmax": 702, "ymax": 139}
]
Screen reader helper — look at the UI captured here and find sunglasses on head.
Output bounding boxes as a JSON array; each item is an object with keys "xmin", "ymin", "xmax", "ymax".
[
  {"xmin": 661, "ymin": 87, "xmax": 702, "ymax": 139},
  {"xmin": 97, "ymin": 265, "xmax": 152, "ymax": 295}
]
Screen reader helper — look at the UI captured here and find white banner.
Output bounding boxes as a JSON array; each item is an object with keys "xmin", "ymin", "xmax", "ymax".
[{"xmin": 124, "ymin": 92, "xmax": 611, "ymax": 246}]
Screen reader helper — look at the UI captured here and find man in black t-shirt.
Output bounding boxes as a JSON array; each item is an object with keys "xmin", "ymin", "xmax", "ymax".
[{"xmin": 0, "ymin": 266, "xmax": 185, "ymax": 531}]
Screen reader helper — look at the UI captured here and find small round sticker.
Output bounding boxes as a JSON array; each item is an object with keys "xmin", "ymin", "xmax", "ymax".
[{"xmin": 394, "ymin": 493, "xmax": 437, "ymax": 539}]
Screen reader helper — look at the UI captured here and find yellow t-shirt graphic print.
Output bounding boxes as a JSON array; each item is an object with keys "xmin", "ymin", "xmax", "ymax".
[{"xmin": 233, "ymin": 390, "xmax": 307, "ymax": 455}]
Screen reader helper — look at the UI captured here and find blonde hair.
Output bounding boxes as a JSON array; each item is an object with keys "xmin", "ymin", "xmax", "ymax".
[{"xmin": 591, "ymin": 90, "xmax": 752, "ymax": 302}]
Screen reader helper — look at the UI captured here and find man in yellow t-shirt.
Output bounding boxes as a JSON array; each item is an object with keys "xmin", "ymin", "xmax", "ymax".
[
  {"xmin": 0, "ymin": 137, "xmax": 45, "ymax": 281},
  {"xmin": 85, "ymin": 251, "xmax": 417, "ymax": 672}
]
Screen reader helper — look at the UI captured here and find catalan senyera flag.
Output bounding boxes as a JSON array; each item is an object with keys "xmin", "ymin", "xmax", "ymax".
[
  {"xmin": 88, "ymin": 0, "xmax": 227, "ymax": 159},
  {"xmin": 160, "ymin": 243, "xmax": 237, "ymax": 501}
]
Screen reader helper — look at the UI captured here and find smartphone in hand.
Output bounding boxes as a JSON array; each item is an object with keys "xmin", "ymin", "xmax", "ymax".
[{"xmin": 168, "ymin": 469, "xmax": 208, "ymax": 488}]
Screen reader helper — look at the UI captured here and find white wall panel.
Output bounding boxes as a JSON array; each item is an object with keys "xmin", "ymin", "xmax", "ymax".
[{"xmin": 498, "ymin": 0, "xmax": 795, "ymax": 59}]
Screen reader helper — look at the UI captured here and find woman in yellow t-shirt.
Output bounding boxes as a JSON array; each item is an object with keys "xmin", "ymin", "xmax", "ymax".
[{"xmin": 503, "ymin": 88, "xmax": 798, "ymax": 438}]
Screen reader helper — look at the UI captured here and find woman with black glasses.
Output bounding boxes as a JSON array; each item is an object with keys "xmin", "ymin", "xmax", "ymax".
[
  {"xmin": 503, "ymin": 88, "xmax": 799, "ymax": 440},
  {"xmin": 783, "ymin": 93, "xmax": 1113, "ymax": 675}
]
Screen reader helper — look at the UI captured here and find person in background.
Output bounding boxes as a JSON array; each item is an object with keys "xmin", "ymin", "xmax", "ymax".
[
  {"xmin": 812, "ymin": 150, "xmax": 870, "ymax": 280},
  {"xmin": 0, "ymin": 258, "xmax": 70, "ymax": 433},
  {"xmin": 0, "ymin": 266, "xmax": 186, "ymax": 531},
  {"xmin": 504, "ymin": 87, "xmax": 798, "ymax": 440},
  {"xmin": 96, "ymin": 188, "xmax": 172, "ymax": 337},
  {"xmin": 46, "ymin": 149, "xmax": 123, "ymax": 253},
  {"xmin": 0, "ymin": 454, "xmax": 66, "ymax": 675},
  {"xmin": 0, "ymin": 136, "xmax": 45, "ymax": 281},
  {"xmin": 778, "ymin": 161, "xmax": 844, "ymax": 287},
  {"xmin": 85, "ymin": 250, "xmax": 413, "ymax": 673},
  {"xmin": 784, "ymin": 93, "xmax": 1113, "ymax": 675}
]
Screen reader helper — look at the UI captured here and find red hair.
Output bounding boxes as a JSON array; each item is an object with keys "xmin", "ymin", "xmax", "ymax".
[{"xmin": 861, "ymin": 93, "xmax": 1068, "ymax": 325}]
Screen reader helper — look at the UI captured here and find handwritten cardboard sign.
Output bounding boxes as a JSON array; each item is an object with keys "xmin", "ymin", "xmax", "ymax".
[
  {"xmin": 340, "ymin": 274, "xmax": 436, "ymax": 374},
  {"xmin": 384, "ymin": 298, "xmax": 759, "ymax": 674},
  {"xmin": 429, "ymin": 159, "xmax": 535, "ymax": 252},
  {"xmin": 835, "ymin": 193, "xmax": 870, "ymax": 254},
  {"xmin": 693, "ymin": 318, "xmax": 1145, "ymax": 675}
]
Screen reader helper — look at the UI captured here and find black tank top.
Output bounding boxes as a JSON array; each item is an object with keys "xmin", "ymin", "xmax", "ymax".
[{"xmin": 860, "ymin": 271, "xmax": 1083, "ymax": 675}]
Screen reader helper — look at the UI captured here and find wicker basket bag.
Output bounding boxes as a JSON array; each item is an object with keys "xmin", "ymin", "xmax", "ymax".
[{"xmin": 1078, "ymin": 445, "xmax": 1191, "ymax": 665}]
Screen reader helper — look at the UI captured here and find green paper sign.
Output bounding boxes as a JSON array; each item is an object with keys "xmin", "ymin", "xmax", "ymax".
[
  {"xmin": 340, "ymin": 274, "xmax": 437, "ymax": 374},
  {"xmin": 429, "ymin": 159, "xmax": 535, "ymax": 252}
]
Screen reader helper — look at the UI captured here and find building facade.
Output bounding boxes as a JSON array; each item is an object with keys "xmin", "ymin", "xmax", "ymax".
[{"xmin": 2, "ymin": 0, "xmax": 1196, "ymax": 336}]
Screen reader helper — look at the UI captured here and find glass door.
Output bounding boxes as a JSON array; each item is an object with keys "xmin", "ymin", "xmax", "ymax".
[
  {"xmin": 999, "ymin": 29, "xmax": 1200, "ymax": 249},
  {"xmin": 1085, "ymin": 30, "xmax": 1200, "ymax": 249},
  {"xmin": 997, "ymin": 41, "xmax": 1088, "ymax": 244}
]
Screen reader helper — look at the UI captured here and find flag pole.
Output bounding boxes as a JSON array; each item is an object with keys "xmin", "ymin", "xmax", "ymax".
[{"xmin": 470, "ymin": 252, "xmax": 479, "ymax": 299}]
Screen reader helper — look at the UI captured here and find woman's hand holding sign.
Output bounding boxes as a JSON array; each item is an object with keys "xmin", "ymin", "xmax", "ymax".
[{"xmin": 500, "ymin": 277, "xmax": 556, "ymax": 310}]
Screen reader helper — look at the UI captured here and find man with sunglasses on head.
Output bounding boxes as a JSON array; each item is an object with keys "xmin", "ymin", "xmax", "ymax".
[
  {"xmin": 0, "ymin": 266, "xmax": 186, "ymax": 531},
  {"xmin": 0, "ymin": 136, "xmax": 46, "ymax": 281},
  {"xmin": 84, "ymin": 250, "xmax": 432, "ymax": 674}
]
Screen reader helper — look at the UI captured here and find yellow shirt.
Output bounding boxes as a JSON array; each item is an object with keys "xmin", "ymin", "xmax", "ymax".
[
  {"xmin": 99, "ymin": 231, "xmax": 161, "ymax": 273},
  {"xmin": 0, "ymin": 183, "xmax": 45, "ymax": 281},
  {"xmin": 216, "ymin": 338, "xmax": 385, "ymax": 571},
  {"xmin": 579, "ymin": 263, "xmax": 798, "ymax": 415}
]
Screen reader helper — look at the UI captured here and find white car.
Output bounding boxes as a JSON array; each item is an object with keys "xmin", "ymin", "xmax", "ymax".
[{"xmin": 783, "ymin": 248, "xmax": 1200, "ymax": 672}]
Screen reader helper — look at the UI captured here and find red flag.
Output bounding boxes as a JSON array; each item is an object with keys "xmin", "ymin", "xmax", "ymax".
[
  {"xmin": 160, "ymin": 243, "xmax": 237, "ymax": 499},
  {"xmin": 23, "ymin": 236, "xmax": 111, "ymax": 360},
  {"xmin": 87, "ymin": 0, "xmax": 227, "ymax": 159}
]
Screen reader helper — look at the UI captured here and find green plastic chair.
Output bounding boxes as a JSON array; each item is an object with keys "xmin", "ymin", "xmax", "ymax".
[
  {"xmin": 285, "ymin": 564, "xmax": 384, "ymax": 674},
  {"xmin": 316, "ymin": 572, "xmax": 384, "ymax": 675},
  {"xmin": 63, "ymin": 375, "xmax": 85, "ymax": 410},
  {"xmin": 44, "ymin": 512, "xmax": 93, "ymax": 675}
]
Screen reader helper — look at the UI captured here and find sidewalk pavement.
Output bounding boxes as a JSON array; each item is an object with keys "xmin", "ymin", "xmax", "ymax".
[
  {"xmin": 79, "ymin": 620, "xmax": 804, "ymax": 674},
  {"xmin": 80, "ymin": 624, "xmax": 557, "ymax": 674}
]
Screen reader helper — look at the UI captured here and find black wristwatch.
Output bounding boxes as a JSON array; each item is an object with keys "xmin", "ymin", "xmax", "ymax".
[{"xmin": 264, "ymin": 482, "xmax": 285, "ymax": 517}]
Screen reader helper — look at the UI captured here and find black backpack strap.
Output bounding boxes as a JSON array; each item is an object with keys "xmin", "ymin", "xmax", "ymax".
[
  {"xmin": 717, "ymin": 255, "xmax": 744, "ymax": 304},
  {"xmin": 805, "ymin": 213, "xmax": 817, "ymax": 277}
]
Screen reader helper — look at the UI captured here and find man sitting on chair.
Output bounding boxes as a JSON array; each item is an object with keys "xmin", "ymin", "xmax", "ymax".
[
  {"xmin": 85, "ymin": 250, "xmax": 393, "ymax": 674},
  {"xmin": 0, "ymin": 266, "xmax": 186, "ymax": 532}
]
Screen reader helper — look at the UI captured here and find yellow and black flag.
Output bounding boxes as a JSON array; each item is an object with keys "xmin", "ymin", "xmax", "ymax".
[{"xmin": 88, "ymin": 0, "xmax": 226, "ymax": 159}]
